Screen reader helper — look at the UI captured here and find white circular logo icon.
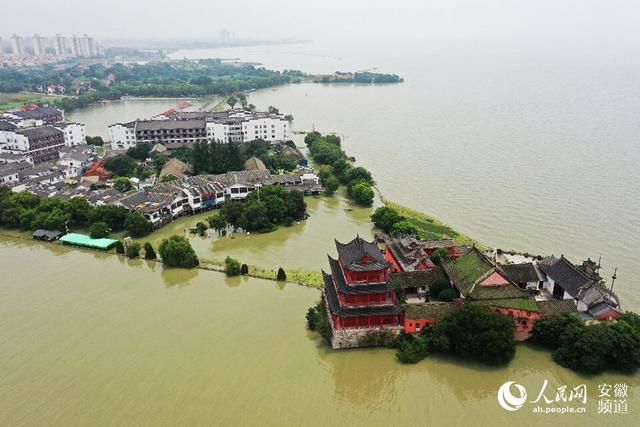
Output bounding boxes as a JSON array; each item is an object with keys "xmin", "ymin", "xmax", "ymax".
[{"xmin": 497, "ymin": 381, "xmax": 527, "ymax": 411}]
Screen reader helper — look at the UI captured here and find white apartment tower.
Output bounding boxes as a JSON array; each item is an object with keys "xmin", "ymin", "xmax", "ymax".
[
  {"xmin": 78, "ymin": 34, "xmax": 95, "ymax": 57},
  {"xmin": 53, "ymin": 34, "xmax": 66, "ymax": 56},
  {"xmin": 69, "ymin": 35, "xmax": 80, "ymax": 56},
  {"xmin": 32, "ymin": 34, "xmax": 47, "ymax": 57},
  {"xmin": 11, "ymin": 35, "xmax": 25, "ymax": 55}
]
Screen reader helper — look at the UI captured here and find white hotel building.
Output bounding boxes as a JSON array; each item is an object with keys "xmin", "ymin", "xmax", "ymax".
[{"xmin": 109, "ymin": 109, "xmax": 289, "ymax": 150}]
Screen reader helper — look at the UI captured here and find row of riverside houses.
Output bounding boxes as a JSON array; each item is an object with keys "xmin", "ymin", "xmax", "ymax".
[
  {"xmin": 323, "ymin": 235, "xmax": 623, "ymax": 349},
  {"xmin": 108, "ymin": 108, "xmax": 290, "ymax": 151},
  {"xmin": 5, "ymin": 166, "xmax": 321, "ymax": 229},
  {"xmin": 0, "ymin": 106, "xmax": 87, "ymax": 164}
]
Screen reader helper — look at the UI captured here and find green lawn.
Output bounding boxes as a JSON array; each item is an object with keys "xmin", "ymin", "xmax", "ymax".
[{"xmin": 383, "ymin": 200, "xmax": 484, "ymax": 247}]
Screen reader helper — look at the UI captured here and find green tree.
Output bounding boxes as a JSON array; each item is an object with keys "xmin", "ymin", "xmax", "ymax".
[
  {"xmin": 276, "ymin": 267, "xmax": 287, "ymax": 281},
  {"xmin": 89, "ymin": 221, "xmax": 111, "ymax": 239},
  {"xmin": 113, "ymin": 177, "xmax": 134, "ymax": 192},
  {"xmin": 126, "ymin": 142, "xmax": 153, "ymax": 161},
  {"xmin": 226, "ymin": 95, "xmax": 238, "ymax": 109},
  {"xmin": 103, "ymin": 154, "xmax": 138, "ymax": 177},
  {"xmin": 438, "ymin": 288, "xmax": 457, "ymax": 302},
  {"xmin": 306, "ymin": 306, "xmax": 320, "ymax": 330},
  {"xmin": 390, "ymin": 220, "xmax": 418, "ymax": 237},
  {"xmin": 429, "ymin": 278, "xmax": 451, "ymax": 297},
  {"xmin": 90, "ymin": 205, "xmax": 128, "ymax": 230},
  {"xmin": 195, "ymin": 221, "xmax": 208, "ymax": 235},
  {"xmin": 345, "ymin": 166, "xmax": 374, "ymax": 185},
  {"xmin": 85, "ymin": 136, "xmax": 105, "ymax": 146},
  {"xmin": 126, "ymin": 242, "xmax": 141, "ymax": 258},
  {"xmin": 432, "ymin": 305, "xmax": 516, "ymax": 366},
  {"xmin": 531, "ymin": 314, "xmax": 585, "ymax": 348},
  {"xmin": 323, "ymin": 175, "xmax": 340, "ymax": 196},
  {"xmin": 144, "ymin": 242, "xmax": 157, "ymax": 260},
  {"xmin": 431, "ymin": 248, "xmax": 450, "ymax": 266},
  {"xmin": 207, "ymin": 212, "xmax": 228, "ymax": 235},
  {"xmin": 396, "ymin": 334, "xmax": 430, "ymax": 364},
  {"xmin": 371, "ymin": 206, "xmax": 403, "ymax": 233},
  {"xmin": 159, "ymin": 235, "xmax": 199, "ymax": 268},
  {"xmin": 348, "ymin": 181, "xmax": 374, "ymax": 206},
  {"xmin": 124, "ymin": 211, "xmax": 152, "ymax": 237},
  {"xmin": 225, "ymin": 256, "xmax": 242, "ymax": 276}
]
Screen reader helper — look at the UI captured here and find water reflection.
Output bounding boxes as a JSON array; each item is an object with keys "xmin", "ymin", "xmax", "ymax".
[{"xmin": 160, "ymin": 267, "xmax": 199, "ymax": 287}]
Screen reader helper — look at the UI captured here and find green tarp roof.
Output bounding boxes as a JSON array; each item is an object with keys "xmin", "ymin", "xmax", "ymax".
[{"xmin": 59, "ymin": 233, "xmax": 118, "ymax": 250}]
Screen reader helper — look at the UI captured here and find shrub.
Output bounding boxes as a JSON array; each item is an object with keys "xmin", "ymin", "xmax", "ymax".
[
  {"xmin": 195, "ymin": 221, "xmax": 208, "ymax": 235},
  {"xmin": 429, "ymin": 278, "xmax": 450, "ymax": 297},
  {"xmin": 158, "ymin": 235, "xmax": 199, "ymax": 268},
  {"xmin": 396, "ymin": 334, "xmax": 430, "ymax": 364},
  {"xmin": 115, "ymin": 241, "xmax": 125, "ymax": 254},
  {"xmin": 89, "ymin": 221, "xmax": 111, "ymax": 239},
  {"xmin": 126, "ymin": 242, "xmax": 141, "ymax": 258},
  {"xmin": 438, "ymin": 288, "xmax": 457, "ymax": 302},
  {"xmin": 144, "ymin": 242, "xmax": 157, "ymax": 260},
  {"xmin": 277, "ymin": 267, "xmax": 287, "ymax": 281},
  {"xmin": 306, "ymin": 307, "xmax": 320, "ymax": 330},
  {"xmin": 224, "ymin": 256, "xmax": 242, "ymax": 276},
  {"xmin": 240, "ymin": 263, "xmax": 249, "ymax": 275}
]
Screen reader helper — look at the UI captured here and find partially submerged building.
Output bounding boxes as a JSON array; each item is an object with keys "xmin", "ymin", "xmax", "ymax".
[{"xmin": 323, "ymin": 236, "xmax": 403, "ymax": 349}]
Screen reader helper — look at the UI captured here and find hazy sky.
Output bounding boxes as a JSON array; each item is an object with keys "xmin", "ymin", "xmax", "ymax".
[{"xmin": 3, "ymin": 0, "xmax": 640, "ymax": 43}]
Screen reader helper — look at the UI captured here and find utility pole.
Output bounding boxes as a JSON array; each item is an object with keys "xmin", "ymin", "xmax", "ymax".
[{"xmin": 610, "ymin": 266, "xmax": 618, "ymax": 295}]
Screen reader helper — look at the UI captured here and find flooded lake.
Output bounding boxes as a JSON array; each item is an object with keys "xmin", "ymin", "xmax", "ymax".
[
  {"xmin": 70, "ymin": 41, "xmax": 640, "ymax": 313},
  {"xmin": 1, "ymin": 239, "xmax": 637, "ymax": 426}
]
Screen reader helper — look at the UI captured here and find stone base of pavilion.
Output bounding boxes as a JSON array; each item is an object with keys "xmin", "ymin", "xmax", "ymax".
[{"xmin": 330, "ymin": 325, "xmax": 404, "ymax": 349}]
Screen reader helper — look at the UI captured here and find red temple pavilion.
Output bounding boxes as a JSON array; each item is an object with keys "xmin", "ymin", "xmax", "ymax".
[{"xmin": 323, "ymin": 236, "xmax": 403, "ymax": 348}]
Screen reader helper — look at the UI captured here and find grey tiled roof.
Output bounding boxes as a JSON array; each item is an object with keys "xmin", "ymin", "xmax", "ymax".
[{"xmin": 335, "ymin": 236, "xmax": 389, "ymax": 272}]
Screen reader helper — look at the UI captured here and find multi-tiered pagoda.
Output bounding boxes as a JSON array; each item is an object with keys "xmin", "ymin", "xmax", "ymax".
[{"xmin": 323, "ymin": 236, "xmax": 403, "ymax": 348}]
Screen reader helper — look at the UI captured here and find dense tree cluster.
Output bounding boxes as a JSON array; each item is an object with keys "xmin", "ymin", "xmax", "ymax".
[
  {"xmin": 190, "ymin": 139, "xmax": 297, "ymax": 175},
  {"xmin": 371, "ymin": 206, "xmax": 419, "ymax": 236},
  {"xmin": 103, "ymin": 154, "xmax": 153, "ymax": 179},
  {"xmin": 0, "ymin": 60, "xmax": 305, "ymax": 112},
  {"xmin": 0, "ymin": 187, "xmax": 152, "ymax": 237},
  {"xmin": 532, "ymin": 313, "xmax": 640, "ymax": 374},
  {"xmin": 220, "ymin": 185, "xmax": 306, "ymax": 232},
  {"xmin": 396, "ymin": 305, "xmax": 515, "ymax": 365},
  {"xmin": 85, "ymin": 136, "xmax": 105, "ymax": 146},
  {"xmin": 158, "ymin": 235, "xmax": 199, "ymax": 268},
  {"xmin": 317, "ymin": 72, "xmax": 402, "ymax": 84},
  {"xmin": 304, "ymin": 132, "xmax": 375, "ymax": 205}
]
